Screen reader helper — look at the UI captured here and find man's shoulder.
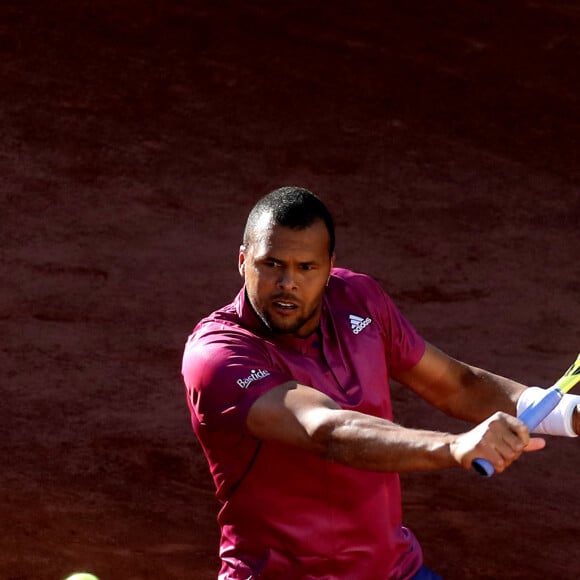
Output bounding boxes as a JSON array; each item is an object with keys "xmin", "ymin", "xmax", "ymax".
[
  {"xmin": 329, "ymin": 267, "xmax": 384, "ymax": 297},
  {"xmin": 327, "ymin": 267, "xmax": 401, "ymax": 325},
  {"xmin": 188, "ymin": 304, "xmax": 261, "ymax": 350},
  {"xmin": 182, "ymin": 306, "xmax": 273, "ymax": 390},
  {"xmin": 331, "ymin": 267, "xmax": 380, "ymax": 283}
]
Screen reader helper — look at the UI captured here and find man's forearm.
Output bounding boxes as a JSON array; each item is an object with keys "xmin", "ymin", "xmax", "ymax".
[
  {"xmin": 440, "ymin": 365, "xmax": 525, "ymax": 423},
  {"xmin": 312, "ymin": 407, "xmax": 536, "ymax": 474},
  {"xmin": 394, "ymin": 344, "xmax": 526, "ymax": 423},
  {"xmin": 313, "ymin": 409, "xmax": 459, "ymax": 472}
]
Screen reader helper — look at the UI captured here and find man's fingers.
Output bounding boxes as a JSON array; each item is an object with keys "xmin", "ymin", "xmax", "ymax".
[
  {"xmin": 495, "ymin": 415, "xmax": 546, "ymax": 454},
  {"xmin": 523, "ymin": 437, "xmax": 546, "ymax": 452},
  {"xmin": 456, "ymin": 412, "xmax": 546, "ymax": 472},
  {"xmin": 493, "ymin": 435, "xmax": 546, "ymax": 472}
]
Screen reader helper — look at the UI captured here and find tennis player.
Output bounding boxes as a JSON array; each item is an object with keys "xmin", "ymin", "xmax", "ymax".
[{"xmin": 182, "ymin": 186, "xmax": 580, "ymax": 579}]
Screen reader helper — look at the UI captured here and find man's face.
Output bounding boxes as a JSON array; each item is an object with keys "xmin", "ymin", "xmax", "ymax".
[{"xmin": 239, "ymin": 217, "xmax": 335, "ymax": 338}]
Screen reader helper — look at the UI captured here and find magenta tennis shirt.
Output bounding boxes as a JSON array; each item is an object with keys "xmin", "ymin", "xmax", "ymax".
[{"xmin": 182, "ymin": 268, "xmax": 427, "ymax": 579}]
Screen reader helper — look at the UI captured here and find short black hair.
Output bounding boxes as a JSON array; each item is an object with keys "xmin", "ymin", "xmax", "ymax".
[{"xmin": 243, "ymin": 186, "xmax": 335, "ymax": 256}]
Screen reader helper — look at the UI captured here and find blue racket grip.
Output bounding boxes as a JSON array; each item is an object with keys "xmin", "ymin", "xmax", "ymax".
[
  {"xmin": 518, "ymin": 386, "xmax": 562, "ymax": 431},
  {"xmin": 472, "ymin": 457, "xmax": 495, "ymax": 477},
  {"xmin": 472, "ymin": 386, "xmax": 563, "ymax": 477}
]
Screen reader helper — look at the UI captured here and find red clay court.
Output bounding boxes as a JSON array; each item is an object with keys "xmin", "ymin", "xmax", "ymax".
[{"xmin": 2, "ymin": 2, "xmax": 579, "ymax": 578}]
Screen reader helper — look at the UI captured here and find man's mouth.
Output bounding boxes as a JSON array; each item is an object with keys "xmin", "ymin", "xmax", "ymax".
[
  {"xmin": 273, "ymin": 300, "xmax": 297, "ymax": 310},
  {"xmin": 271, "ymin": 295, "xmax": 299, "ymax": 311}
]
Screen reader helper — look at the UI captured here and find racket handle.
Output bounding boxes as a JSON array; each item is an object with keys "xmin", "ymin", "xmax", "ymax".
[
  {"xmin": 472, "ymin": 457, "xmax": 494, "ymax": 477},
  {"xmin": 472, "ymin": 386, "xmax": 563, "ymax": 477},
  {"xmin": 518, "ymin": 386, "xmax": 562, "ymax": 431}
]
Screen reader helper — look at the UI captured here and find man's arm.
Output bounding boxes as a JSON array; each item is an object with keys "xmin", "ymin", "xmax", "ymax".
[
  {"xmin": 246, "ymin": 377, "xmax": 544, "ymax": 474},
  {"xmin": 396, "ymin": 343, "xmax": 580, "ymax": 435},
  {"xmin": 393, "ymin": 343, "xmax": 526, "ymax": 422}
]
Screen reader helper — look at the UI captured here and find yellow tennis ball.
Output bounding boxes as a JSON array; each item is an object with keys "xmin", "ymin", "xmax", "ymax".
[{"xmin": 64, "ymin": 574, "xmax": 99, "ymax": 580}]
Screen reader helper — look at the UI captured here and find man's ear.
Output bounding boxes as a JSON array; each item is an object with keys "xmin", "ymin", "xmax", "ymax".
[
  {"xmin": 238, "ymin": 245, "xmax": 246, "ymax": 277},
  {"xmin": 326, "ymin": 253, "xmax": 336, "ymax": 286}
]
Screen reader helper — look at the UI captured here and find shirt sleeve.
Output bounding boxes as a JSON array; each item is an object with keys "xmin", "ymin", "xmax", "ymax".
[
  {"xmin": 182, "ymin": 330, "xmax": 294, "ymax": 432},
  {"xmin": 350, "ymin": 272, "xmax": 424, "ymax": 373},
  {"xmin": 378, "ymin": 290, "xmax": 425, "ymax": 373}
]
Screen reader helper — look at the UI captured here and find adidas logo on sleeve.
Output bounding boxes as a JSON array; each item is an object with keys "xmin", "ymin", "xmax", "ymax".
[{"xmin": 349, "ymin": 314, "xmax": 372, "ymax": 334}]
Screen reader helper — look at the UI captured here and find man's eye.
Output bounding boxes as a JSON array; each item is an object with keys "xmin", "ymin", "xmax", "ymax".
[{"xmin": 300, "ymin": 264, "xmax": 314, "ymax": 271}]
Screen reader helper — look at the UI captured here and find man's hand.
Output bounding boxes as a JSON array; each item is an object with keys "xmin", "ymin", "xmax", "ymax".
[{"xmin": 450, "ymin": 412, "xmax": 546, "ymax": 474}]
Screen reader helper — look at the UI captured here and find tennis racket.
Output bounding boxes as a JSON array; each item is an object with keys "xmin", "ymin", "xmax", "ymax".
[{"xmin": 472, "ymin": 353, "xmax": 580, "ymax": 477}]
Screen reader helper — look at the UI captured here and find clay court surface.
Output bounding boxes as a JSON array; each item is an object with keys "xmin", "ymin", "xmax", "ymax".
[{"xmin": 2, "ymin": 1, "xmax": 579, "ymax": 578}]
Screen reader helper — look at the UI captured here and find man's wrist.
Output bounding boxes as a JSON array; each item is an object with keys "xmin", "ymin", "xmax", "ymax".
[{"xmin": 517, "ymin": 388, "xmax": 580, "ymax": 437}]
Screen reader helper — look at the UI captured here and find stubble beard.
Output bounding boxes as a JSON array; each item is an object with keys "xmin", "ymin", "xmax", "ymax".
[{"xmin": 259, "ymin": 302, "xmax": 321, "ymax": 337}]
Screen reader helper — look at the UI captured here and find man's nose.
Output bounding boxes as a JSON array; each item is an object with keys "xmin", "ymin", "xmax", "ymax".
[{"xmin": 277, "ymin": 268, "xmax": 297, "ymax": 289}]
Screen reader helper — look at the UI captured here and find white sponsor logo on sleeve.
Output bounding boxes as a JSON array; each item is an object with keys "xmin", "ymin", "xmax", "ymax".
[{"xmin": 237, "ymin": 369, "xmax": 271, "ymax": 389}]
